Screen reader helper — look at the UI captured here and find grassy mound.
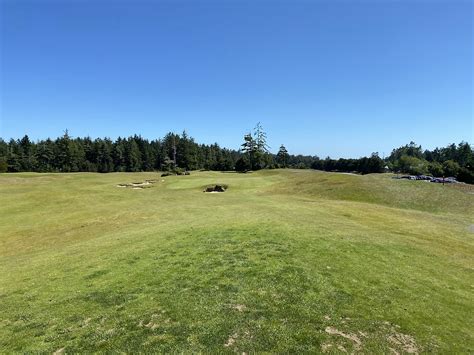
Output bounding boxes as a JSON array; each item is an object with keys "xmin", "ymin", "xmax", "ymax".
[{"xmin": 0, "ymin": 170, "xmax": 472, "ymax": 352}]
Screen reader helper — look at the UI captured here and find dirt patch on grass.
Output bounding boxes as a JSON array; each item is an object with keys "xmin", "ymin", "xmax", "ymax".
[
  {"xmin": 325, "ymin": 326, "xmax": 362, "ymax": 350},
  {"xmin": 138, "ymin": 313, "xmax": 171, "ymax": 331},
  {"xmin": 323, "ymin": 320, "xmax": 420, "ymax": 353},
  {"xmin": 321, "ymin": 343, "xmax": 334, "ymax": 352},
  {"xmin": 469, "ymin": 224, "xmax": 474, "ymax": 233},
  {"xmin": 388, "ymin": 332, "xmax": 419, "ymax": 354},
  {"xmin": 224, "ymin": 333, "xmax": 238, "ymax": 347},
  {"xmin": 144, "ymin": 321, "xmax": 159, "ymax": 330},
  {"xmin": 337, "ymin": 344, "xmax": 348, "ymax": 352},
  {"xmin": 223, "ymin": 330, "xmax": 252, "ymax": 349},
  {"xmin": 231, "ymin": 304, "xmax": 246, "ymax": 312},
  {"xmin": 80, "ymin": 317, "xmax": 92, "ymax": 327}
]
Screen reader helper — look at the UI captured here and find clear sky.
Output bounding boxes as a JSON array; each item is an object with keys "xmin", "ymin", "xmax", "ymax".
[{"xmin": 0, "ymin": 0, "xmax": 472, "ymax": 158}]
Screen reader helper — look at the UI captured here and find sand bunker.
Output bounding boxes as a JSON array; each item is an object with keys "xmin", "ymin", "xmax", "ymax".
[
  {"xmin": 116, "ymin": 180, "xmax": 157, "ymax": 189},
  {"xmin": 203, "ymin": 184, "xmax": 228, "ymax": 193}
]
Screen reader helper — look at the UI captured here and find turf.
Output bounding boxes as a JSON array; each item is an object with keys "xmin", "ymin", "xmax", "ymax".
[{"xmin": 0, "ymin": 170, "xmax": 473, "ymax": 352}]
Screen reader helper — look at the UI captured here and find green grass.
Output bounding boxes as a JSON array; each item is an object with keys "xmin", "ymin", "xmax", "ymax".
[{"xmin": 0, "ymin": 170, "xmax": 473, "ymax": 352}]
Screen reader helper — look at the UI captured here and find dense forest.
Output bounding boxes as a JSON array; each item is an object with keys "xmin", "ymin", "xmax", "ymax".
[{"xmin": 0, "ymin": 129, "xmax": 472, "ymax": 183}]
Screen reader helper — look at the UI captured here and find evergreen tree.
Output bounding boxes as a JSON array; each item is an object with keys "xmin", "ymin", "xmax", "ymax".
[
  {"xmin": 162, "ymin": 133, "xmax": 179, "ymax": 169},
  {"xmin": 240, "ymin": 123, "xmax": 270, "ymax": 170},
  {"xmin": 235, "ymin": 155, "xmax": 251, "ymax": 172},
  {"xmin": 0, "ymin": 139, "xmax": 7, "ymax": 172},
  {"xmin": 69, "ymin": 138, "xmax": 85, "ymax": 172},
  {"xmin": 276, "ymin": 144, "xmax": 289, "ymax": 168},
  {"xmin": 0, "ymin": 157, "xmax": 7, "ymax": 172},
  {"xmin": 35, "ymin": 139, "xmax": 55, "ymax": 172},
  {"xmin": 7, "ymin": 139, "xmax": 21, "ymax": 172},
  {"xmin": 126, "ymin": 139, "xmax": 142, "ymax": 172},
  {"xmin": 96, "ymin": 139, "xmax": 114, "ymax": 173},
  {"xmin": 55, "ymin": 130, "xmax": 73, "ymax": 172},
  {"xmin": 80, "ymin": 137, "xmax": 96, "ymax": 171},
  {"xmin": 150, "ymin": 140, "xmax": 163, "ymax": 170},
  {"xmin": 177, "ymin": 130, "xmax": 198, "ymax": 170},
  {"xmin": 113, "ymin": 137, "xmax": 127, "ymax": 172},
  {"xmin": 19, "ymin": 135, "xmax": 36, "ymax": 171},
  {"xmin": 240, "ymin": 132, "xmax": 256, "ymax": 169},
  {"xmin": 253, "ymin": 122, "xmax": 270, "ymax": 169},
  {"xmin": 254, "ymin": 122, "xmax": 270, "ymax": 152}
]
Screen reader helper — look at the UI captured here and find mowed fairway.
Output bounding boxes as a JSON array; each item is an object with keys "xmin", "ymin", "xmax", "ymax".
[{"xmin": 0, "ymin": 170, "xmax": 473, "ymax": 352}]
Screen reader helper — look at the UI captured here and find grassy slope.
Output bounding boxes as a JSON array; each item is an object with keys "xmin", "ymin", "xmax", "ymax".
[{"xmin": 0, "ymin": 170, "xmax": 472, "ymax": 352}]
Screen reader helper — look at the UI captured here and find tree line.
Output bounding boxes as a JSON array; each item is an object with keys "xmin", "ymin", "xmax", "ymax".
[
  {"xmin": 0, "ymin": 131, "xmax": 240, "ymax": 173},
  {"xmin": 0, "ymin": 128, "xmax": 472, "ymax": 183}
]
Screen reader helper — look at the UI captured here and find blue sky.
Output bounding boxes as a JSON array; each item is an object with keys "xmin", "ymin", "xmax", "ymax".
[{"xmin": 1, "ymin": 0, "xmax": 472, "ymax": 157}]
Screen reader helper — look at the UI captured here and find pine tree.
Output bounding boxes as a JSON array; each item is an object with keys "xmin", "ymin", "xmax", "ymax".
[
  {"xmin": 0, "ymin": 139, "xmax": 7, "ymax": 172},
  {"xmin": 240, "ymin": 123, "xmax": 270, "ymax": 170},
  {"xmin": 113, "ymin": 138, "xmax": 127, "ymax": 172},
  {"xmin": 6, "ymin": 139, "xmax": 21, "ymax": 172},
  {"xmin": 69, "ymin": 139, "xmax": 85, "ymax": 172},
  {"xmin": 96, "ymin": 139, "xmax": 114, "ymax": 173},
  {"xmin": 235, "ymin": 155, "xmax": 251, "ymax": 172},
  {"xmin": 276, "ymin": 144, "xmax": 289, "ymax": 168},
  {"xmin": 254, "ymin": 122, "xmax": 270, "ymax": 153},
  {"xmin": 178, "ymin": 130, "xmax": 198, "ymax": 170},
  {"xmin": 240, "ymin": 133, "xmax": 256, "ymax": 169},
  {"xmin": 35, "ymin": 139, "xmax": 55, "ymax": 171},
  {"xmin": 19, "ymin": 135, "xmax": 36, "ymax": 171},
  {"xmin": 55, "ymin": 130, "xmax": 72, "ymax": 172},
  {"xmin": 126, "ymin": 139, "xmax": 142, "ymax": 172},
  {"xmin": 150, "ymin": 140, "xmax": 163, "ymax": 170},
  {"xmin": 253, "ymin": 123, "xmax": 270, "ymax": 169}
]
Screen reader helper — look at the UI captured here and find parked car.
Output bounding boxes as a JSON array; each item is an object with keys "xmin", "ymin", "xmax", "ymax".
[
  {"xmin": 444, "ymin": 177, "xmax": 458, "ymax": 183},
  {"xmin": 431, "ymin": 177, "xmax": 458, "ymax": 184},
  {"xmin": 416, "ymin": 175, "xmax": 433, "ymax": 181}
]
